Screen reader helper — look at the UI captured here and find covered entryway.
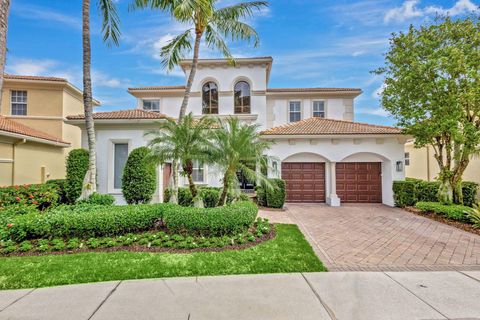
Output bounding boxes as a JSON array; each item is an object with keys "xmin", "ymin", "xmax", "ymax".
[
  {"xmin": 336, "ymin": 162, "xmax": 382, "ymax": 203},
  {"xmin": 282, "ymin": 162, "xmax": 325, "ymax": 202}
]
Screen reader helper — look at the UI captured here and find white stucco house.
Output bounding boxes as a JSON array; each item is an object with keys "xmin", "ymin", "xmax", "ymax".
[{"xmin": 66, "ymin": 56, "xmax": 407, "ymax": 206}]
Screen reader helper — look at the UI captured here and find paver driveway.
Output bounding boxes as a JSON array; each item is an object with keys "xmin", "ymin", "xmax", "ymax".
[{"xmin": 261, "ymin": 203, "xmax": 480, "ymax": 271}]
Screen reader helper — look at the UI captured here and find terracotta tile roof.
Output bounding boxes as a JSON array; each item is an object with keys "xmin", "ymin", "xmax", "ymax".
[
  {"xmin": 267, "ymin": 88, "xmax": 362, "ymax": 93},
  {"xmin": 67, "ymin": 109, "xmax": 168, "ymax": 120},
  {"xmin": 4, "ymin": 74, "xmax": 67, "ymax": 82},
  {"xmin": 0, "ymin": 116, "xmax": 70, "ymax": 145},
  {"xmin": 261, "ymin": 117, "xmax": 403, "ymax": 136},
  {"xmin": 128, "ymin": 85, "xmax": 186, "ymax": 91}
]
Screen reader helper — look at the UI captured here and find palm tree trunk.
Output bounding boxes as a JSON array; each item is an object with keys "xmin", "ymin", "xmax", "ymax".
[
  {"xmin": 178, "ymin": 31, "xmax": 202, "ymax": 122},
  {"xmin": 218, "ymin": 170, "xmax": 232, "ymax": 206},
  {"xmin": 0, "ymin": 0, "xmax": 10, "ymax": 103},
  {"xmin": 169, "ymin": 159, "xmax": 179, "ymax": 204},
  {"xmin": 79, "ymin": 0, "xmax": 97, "ymax": 200}
]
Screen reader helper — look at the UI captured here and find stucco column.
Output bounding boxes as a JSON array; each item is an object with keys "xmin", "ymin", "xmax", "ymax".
[{"xmin": 327, "ymin": 161, "xmax": 341, "ymax": 207}]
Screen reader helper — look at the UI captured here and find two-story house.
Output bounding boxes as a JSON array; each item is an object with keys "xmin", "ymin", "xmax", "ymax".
[
  {"xmin": 67, "ymin": 57, "xmax": 407, "ymax": 206},
  {"xmin": 0, "ymin": 75, "xmax": 97, "ymax": 186}
]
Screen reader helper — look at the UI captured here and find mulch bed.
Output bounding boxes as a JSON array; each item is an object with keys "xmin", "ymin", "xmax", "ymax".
[
  {"xmin": 405, "ymin": 207, "xmax": 480, "ymax": 236},
  {"xmin": 1, "ymin": 226, "xmax": 277, "ymax": 258}
]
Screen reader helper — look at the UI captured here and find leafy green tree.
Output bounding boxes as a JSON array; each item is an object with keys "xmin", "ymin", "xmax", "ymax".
[
  {"xmin": 122, "ymin": 147, "xmax": 157, "ymax": 204},
  {"xmin": 211, "ymin": 117, "xmax": 272, "ymax": 206},
  {"xmin": 80, "ymin": 0, "xmax": 121, "ymax": 199},
  {"xmin": 146, "ymin": 114, "xmax": 214, "ymax": 206},
  {"xmin": 375, "ymin": 16, "xmax": 480, "ymax": 204}
]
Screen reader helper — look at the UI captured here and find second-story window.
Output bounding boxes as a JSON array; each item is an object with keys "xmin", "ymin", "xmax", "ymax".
[
  {"xmin": 11, "ymin": 90, "xmax": 27, "ymax": 116},
  {"xmin": 143, "ymin": 100, "xmax": 160, "ymax": 112},
  {"xmin": 234, "ymin": 81, "xmax": 251, "ymax": 114},
  {"xmin": 289, "ymin": 101, "xmax": 301, "ymax": 122},
  {"xmin": 313, "ymin": 101, "xmax": 325, "ymax": 118},
  {"xmin": 202, "ymin": 82, "xmax": 218, "ymax": 114}
]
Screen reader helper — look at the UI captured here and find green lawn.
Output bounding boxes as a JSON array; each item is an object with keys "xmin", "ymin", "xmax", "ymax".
[{"xmin": 0, "ymin": 224, "xmax": 326, "ymax": 289}]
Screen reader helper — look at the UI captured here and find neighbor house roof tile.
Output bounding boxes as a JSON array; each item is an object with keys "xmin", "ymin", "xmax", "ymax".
[
  {"xmin": 0, "ymin": 116, "xmax": 70, "ymax": 145},
  {"xmin": 260, "ymin": 117, "xmax": 402, "ymax": 136},
  {"xmin": 128, "ymin": 85, "xmax": 186, "ymax": 91},
  {"xmin": 4, "ymin": 74, "xmax": 67, "ymax": 82},
  {"xmin": 66, "ymin": 109, "xmax": 168, "ymax": 120}
]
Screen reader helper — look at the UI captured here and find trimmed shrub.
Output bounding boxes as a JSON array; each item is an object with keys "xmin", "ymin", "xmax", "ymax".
[
  {"xmin": 2, "ymin": 204, "xmax": 172, "ymax": 242},
  {"xmin": 415, "ymin": 202, "xmax": 473, "ymax": 221},
  {"xmin": 122, "ymin": 147, "xmax": 157, "ymax": 204},
  {"xmin": 65, "ymin": 149, "xmax": 89, "ymax": 203},
  {"xmin": 0, "ymin": 184, "xmax": 59, "ymax": 210},
  {"xmin": 392, "ymin": 181, "xmax": 418, "ymax": 207},
  {"xmin": 462, "ymin": 182, "xmax": 478, "ymax": 207},
  {"xmin": 164, "ymin": 187, "xmax": 250, "ymax": 207},
  {"xmin": 199, "ymin": 187, "xmax": 221, "ymax": 208},
  {"xmin": 46, "ymin": 179, "xmax": 68, "ymax": 204},
  {"xmin": 164, "ymin": 187, "xmax": 194, "ymax": 207},
  {"xmin": 255, "ymin": 185, "xmax": 267, "ymax": 206},
  {"xmin": 163, "ymin": 201, "xmax": 258, "ymax": 236},
  {"xmin": 266, "ymin": 179, "xmax": 286, "ymax": 209},
  {"xmin": 393, "ymin": 180, "xmax": 478, "ymax": 207},
  {"xmin": 77, "ymin": 193, "xmax": 115, "ymax": 206}
]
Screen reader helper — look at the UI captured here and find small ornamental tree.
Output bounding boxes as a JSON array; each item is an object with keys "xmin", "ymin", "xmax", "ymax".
[
  {"xmin": 375, "ymin": 16, "xmax": 480, "ymax": 204},
  {"xmin": 122, "ymin": 147, "xmax": 157, "ymax": 204},
  {"xmin": 65, "ymin": 149, "xmax": 89, "ymax": 203}
]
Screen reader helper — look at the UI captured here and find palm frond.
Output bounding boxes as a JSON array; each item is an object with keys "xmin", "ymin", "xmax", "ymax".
[
  {"xmin": 212, "ymin": 19, "xmax": 260, "ymax": 47},
  {"xmin": 160, "ymin": 29, "xmax": 193, "ymax": 71},
  {"xmin": 129, "ymin": 0, "xmax": 176, "ymax": 12},
  {"xmin": 205, "ymin": 25, "xmax": 234, "ymax": 63},
  {"xmin": 98, "ymin": 0, "xmax": 121, "ymax": 46},
  {"xmin": 214, "ymin": 1, "xmax": 268, "ymax": 20}
]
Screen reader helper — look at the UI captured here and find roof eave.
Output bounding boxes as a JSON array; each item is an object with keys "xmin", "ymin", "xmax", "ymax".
[
  {"xmin": 260, "ymin": 133, "xmax": 406, "ymax": 139},
  {"xmin": 65, "ymin": 118, "xmax": 167, "ymax": 125},
  {"xmin": 0, "ymin": 130, "xmax": 71, "ymax": 147}
]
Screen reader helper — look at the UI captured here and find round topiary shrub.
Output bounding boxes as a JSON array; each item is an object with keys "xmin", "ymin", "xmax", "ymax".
[
  {"xmin": 65, "ymin": 149, "xmax": 89, "ymax": 204},
  {"xmin": 122, "ymin": 147, "xmax": 157, "ymax": 204}
]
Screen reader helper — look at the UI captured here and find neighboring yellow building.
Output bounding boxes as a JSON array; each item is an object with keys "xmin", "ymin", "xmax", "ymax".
[
  {"xmin": 405, "ymin": 140, "xmax": 480, "ymax": 184},
  {"xmin": 0, "ymin": 75, "xmax": 98, "ymax": 186}
]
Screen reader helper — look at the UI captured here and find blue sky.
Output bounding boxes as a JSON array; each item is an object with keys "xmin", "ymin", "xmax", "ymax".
[{"xmin": 5, "ymin": 0, "xmax": 479, "ymax": 125}]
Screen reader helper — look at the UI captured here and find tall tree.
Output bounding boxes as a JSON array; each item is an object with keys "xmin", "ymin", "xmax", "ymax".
[
  {"xmin": 0, "ymin": 0, "xmax": 10, "ymax": 103},
  {"xmin": 210, "ymin": 117, "xmax": 272, "ymax": 206},
  {"xmin": 80, "ymin": 0, "xmax": 121, "ymax": 200},
  {"xmin": 132, "ymin": 0, "xmax": 267, "ymax": 204},
  {"xmin": 375, "ymin": 16, "xmax": 480, "ymax": 204},
  {"xmin": 146, "ymin": 114, "xmax": 214, "ymax": 206}
]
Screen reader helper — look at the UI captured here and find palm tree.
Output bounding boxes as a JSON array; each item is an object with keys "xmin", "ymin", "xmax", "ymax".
[
  {"xmin": 79, "ymin": 0, "xmax": 121, "ymax": 200},
  {"xmin": 146, "ymin": 113, "xmax": 214, "ymax": 205},
  {"xmin": 0, "ymin": 0, "xmax": 10, "ymax": 103},
  {"xmin": 211, "ymin": 117, "xmax": 272, "ymax": 206},
  {"xmin": 132, "ymin": 0, "xmax": 268, "ymax": 122}
]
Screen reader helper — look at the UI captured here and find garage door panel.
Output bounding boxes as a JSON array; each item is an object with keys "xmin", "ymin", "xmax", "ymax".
[
  {"xmin": 336, "ymin": 162, "xmax": 382, "ymax": 203},
  {"xmin": 282, "ymin": 162, "xmax": 325, "ymax": 203}
]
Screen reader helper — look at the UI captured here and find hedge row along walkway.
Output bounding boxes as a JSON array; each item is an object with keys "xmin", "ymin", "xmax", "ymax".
[{"xmin": 260, "ymin": 203, "xmax": 480, "ymax": 271}]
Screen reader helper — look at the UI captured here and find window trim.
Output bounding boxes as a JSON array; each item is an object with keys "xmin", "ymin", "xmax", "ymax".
[
  {"xmin": 312, "ymin": 100, "xmax": 326, "ymax": 118},
  {"xmin": 202, "ymin": 81, "xmax": 219, "ymax": 115},
  {"xmin": 142, "ymin": 99, "xmax": 160, "ymax": 112},
  {"xmin": 234, "ymin": 81, "xmax": 251, "ymax": 114},
  {"xmin": 108, "ymin": 139, "xmax": 131, "ymax": 194},
  {"xmin": 288, "ymin": 100, "xmax": 302, "ymax": 122},
  {"xmin": 182, "ymin": 160, "xmax": 208, "ymax": 185},
  {"xmin": 192, "ymin": 160, "xmax": 206, "ymax": 183},
  {"xmin": 10, "ymin": 90, "xmax": 28, "ymax": 116}
]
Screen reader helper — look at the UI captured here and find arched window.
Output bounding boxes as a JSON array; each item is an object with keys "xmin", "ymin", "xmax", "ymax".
[
  {"xmin": 234, "ymin": 81, "xmax": 251, "ymax": 114},
  {"xmin": 202, "ymin": 82, "xmax": 218, "ymax": 114}
]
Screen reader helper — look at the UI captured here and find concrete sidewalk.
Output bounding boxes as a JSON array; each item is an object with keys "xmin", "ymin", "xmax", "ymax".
[{"xmin": 0, "ymin": 272, "xmax": 479, "ymax": 320}]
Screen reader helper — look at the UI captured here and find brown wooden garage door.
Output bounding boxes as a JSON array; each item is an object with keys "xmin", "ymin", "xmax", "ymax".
[
  {"xmin": 282, "ymin": 162, "xmax": 325, "ymax": 202},
  {"xmin": 336, "ymin": 162, "xmax": 382, "ymax": 203}
]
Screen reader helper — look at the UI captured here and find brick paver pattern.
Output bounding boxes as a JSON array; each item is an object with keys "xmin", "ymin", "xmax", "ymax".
[{"xmin": 261, "ymin": 203, "xmax": 480, "ymax": 272}]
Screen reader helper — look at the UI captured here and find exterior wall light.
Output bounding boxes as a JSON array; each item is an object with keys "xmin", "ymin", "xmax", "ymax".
[{"xmin": 396, "ymin": 161, "xmax": 403, "ymax": 172}]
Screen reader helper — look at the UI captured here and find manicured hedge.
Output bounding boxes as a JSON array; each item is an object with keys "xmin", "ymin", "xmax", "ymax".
[
  {"xmin": 393, "ymin": 179, "xmax": 478, "ymax": 207},
  {"xmin": 164, "ymin": 187, "xmax": 249, "ymax": 207},
  {"xmin": 122, "ymin": 147, "xmax": 157, "ymax": 204},
  {"xmin": 266, "ymin": 179, "xmax": 286, "ymax": 208},
  {"xmin": 1, "ymin": 204, "xmax": 171, "ymax": 242},
  {"xmin": 163, "ymin": 201, "xmax": 258, "ymax": 236},
  {"xmin": 46, "ymin": 179, "xmax": 68, "ymax": 204},
  {"xmin": 415, "ymin": 202, "xmax": 473, "ymax": 221},
  {"xmin": 0, "ymin": 184, "xmax": 59, "ymax": 210},
  {"xmin": 76, "ymin": 193, "xmax": 115, "ymax": 206},
  {"xmin": 65, "ymin": 149, "xmax": 89, "ymax": 203}
]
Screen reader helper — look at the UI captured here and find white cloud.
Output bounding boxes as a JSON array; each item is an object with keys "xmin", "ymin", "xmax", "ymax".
[
  {"xmin": 372, "ymin": 83, "xmax": 386, "ymax": 99},
  {"xmin": 385, "ymin": 0, "xmax": 479, "ymax": 23},
  {"xmin": 6, "ymin": 58, "xmax": 58, "ymax": 76},
  {"xmin": 356, "ymin": 107, "xmax": 390, "ymax": 117}
]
